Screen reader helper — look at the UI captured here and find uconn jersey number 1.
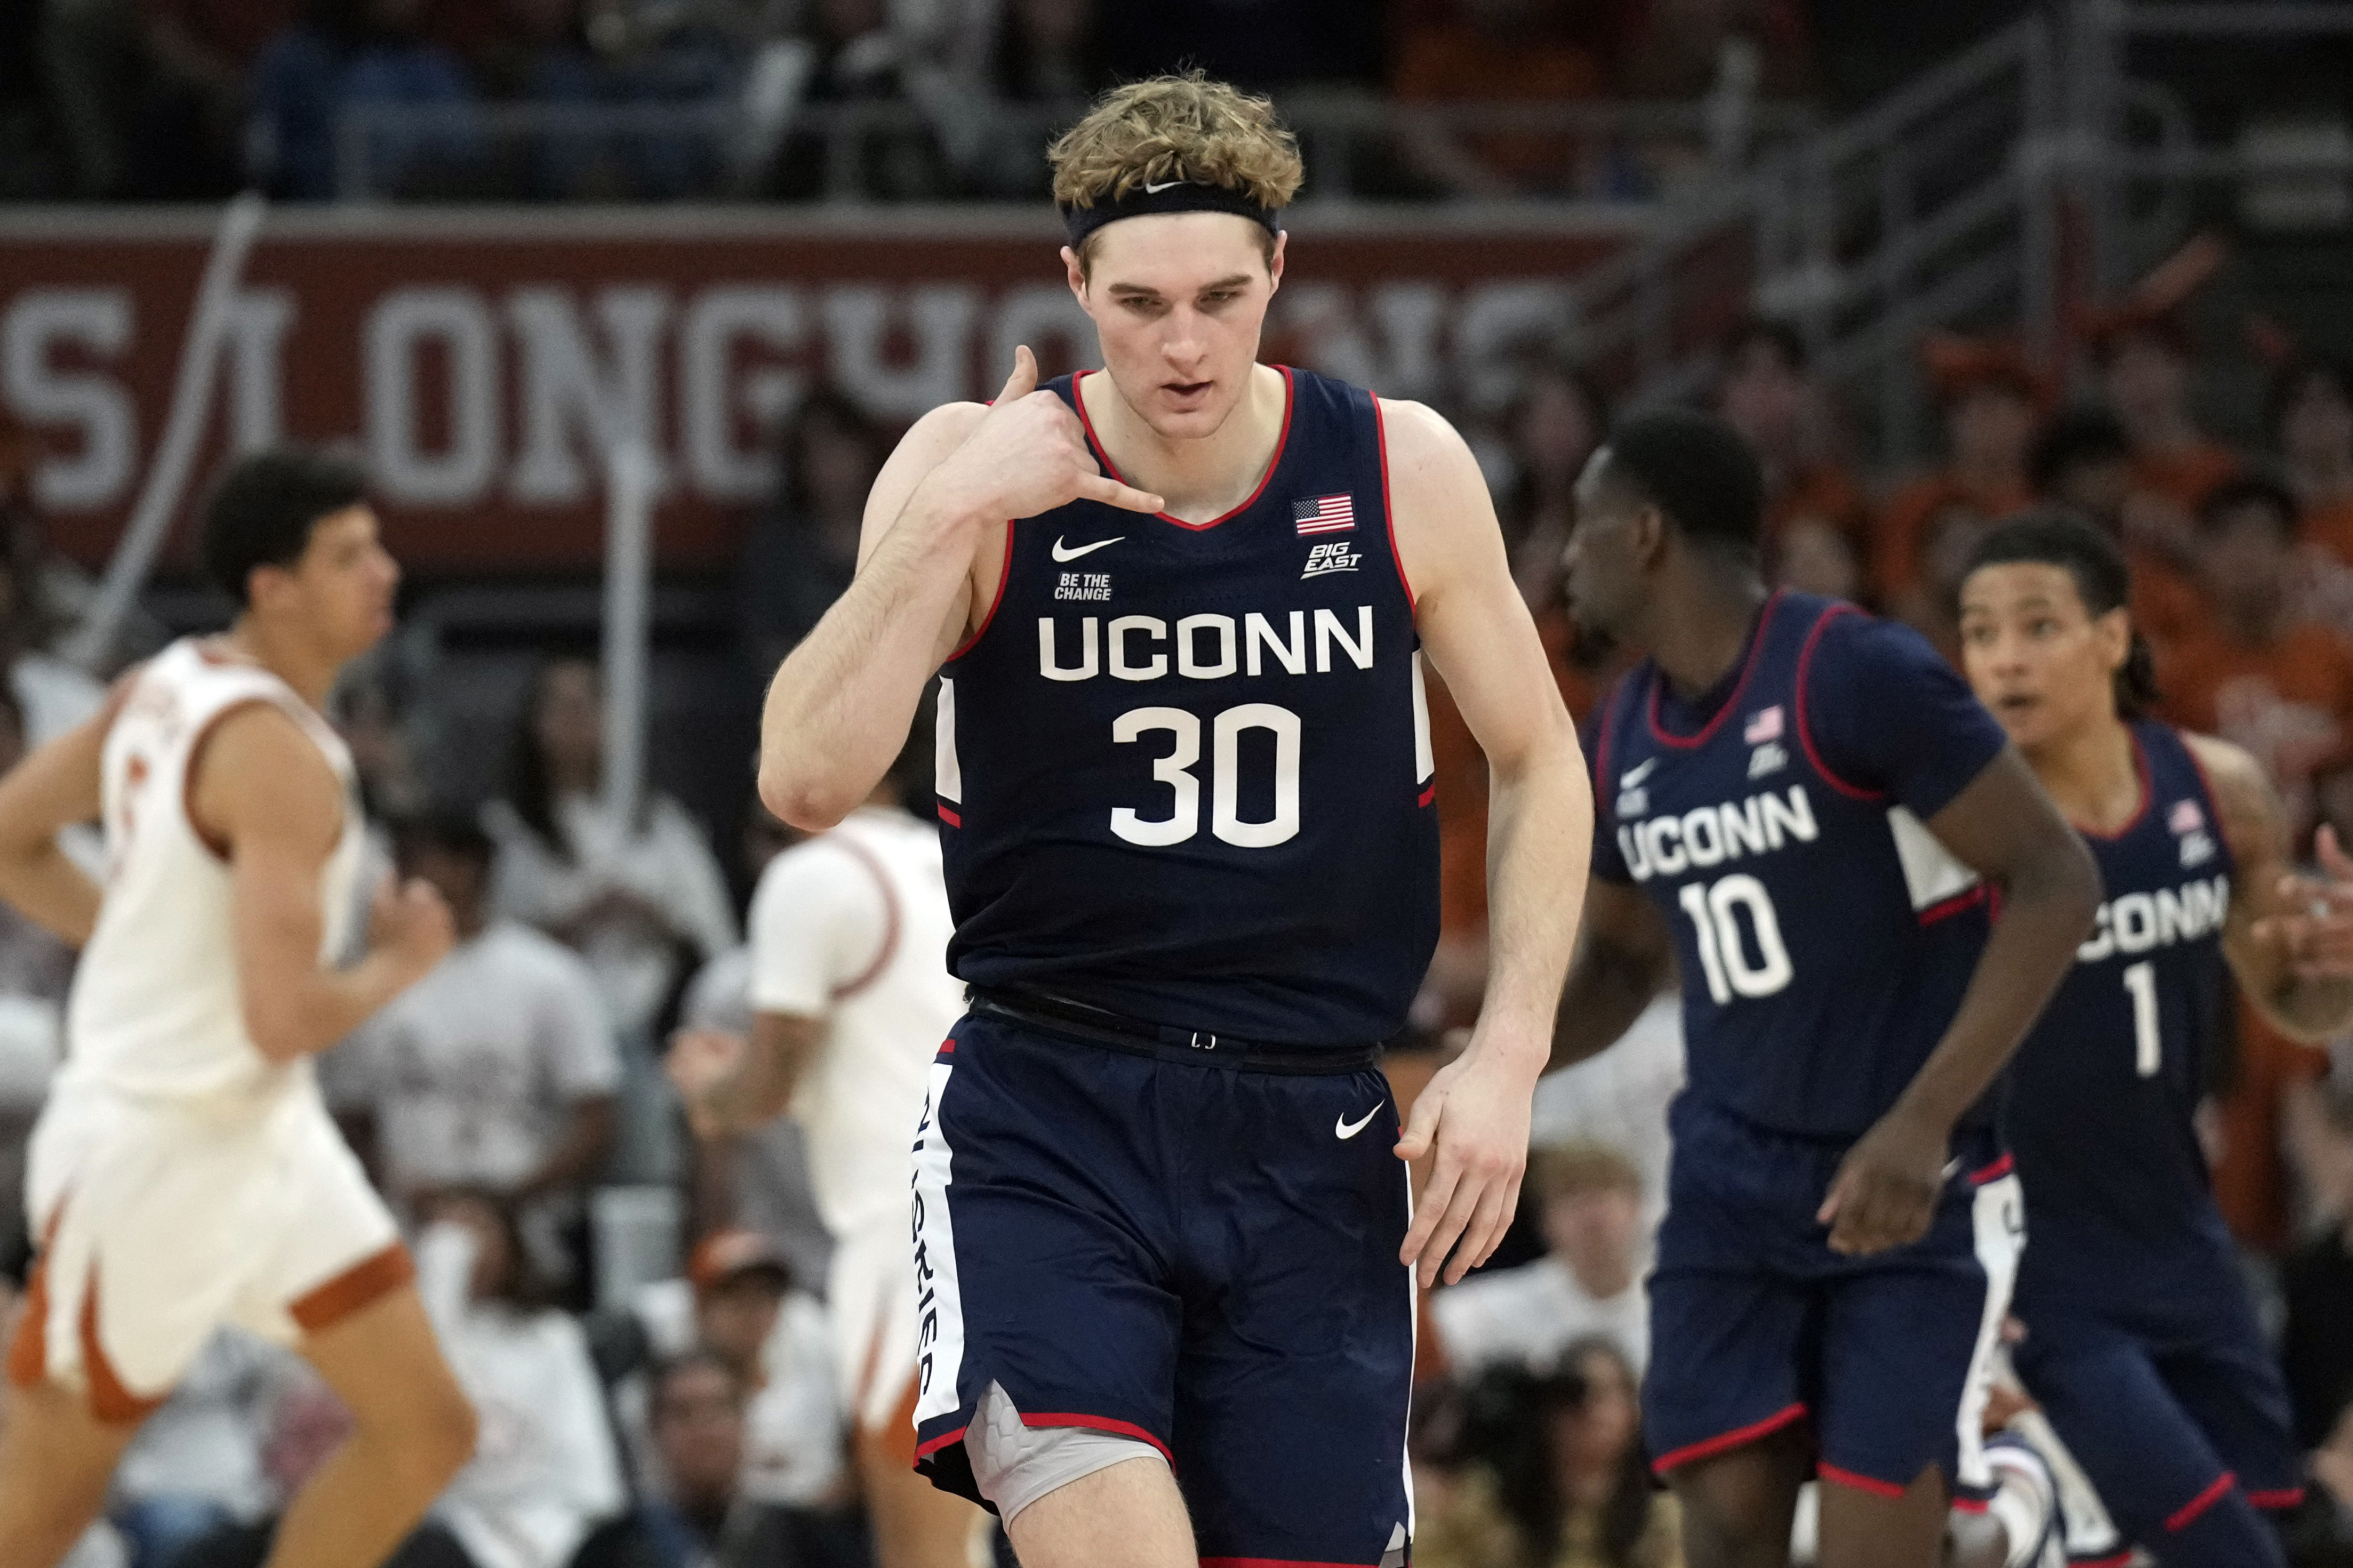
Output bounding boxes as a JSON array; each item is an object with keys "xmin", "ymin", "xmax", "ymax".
[{"xmin": 934, "ymin": 367, "xmax": 1438, "ymax": 1046}]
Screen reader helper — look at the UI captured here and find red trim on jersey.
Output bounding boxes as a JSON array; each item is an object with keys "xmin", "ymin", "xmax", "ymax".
[
  {"xmin": 2071, "ymin": 730, "xmax": 2154, "ymax": 840},
  {"xmin": 2166, "ymin": 1471, "xmax": 2236, "ymax": 1532},
  {"xmin": 1644, "ymin": 591, "xmax": 1786, "ymax": 751},
  {"xmin": 936, "ymin": 803, "xmax": 961, "ymax": 828},
  {"xmin": 937, "ymin": 1039, "xmax": 955, "ymax": 1055},
  {"xmin": 181, "ymin": 695, "xmax": 287, "ymax": 860},
  {"xmin": 2074, "ymin": 1554, "xmax": 2133, "ymax": 1567},
  {"xmin": 2248, "ymin": 1487, "xmax": 2306, "ymax": 1509},
  {"xmin": 1949, "ymin": 1497, "xmax": 1988, "ymax": 1515},
  {"xmin": 1372, "ymin": 395, "xmax": 1413, "ymax": 612},
  {"xmin": 913, "ymin": 1425, "xmax": 966, "ymax": 1462},
  {"xmin": 947, "ymin": 523, "xmax": 1017, "ymax": 663},
  {"xmin": 1918, "ymin": 885, "xmax": 1989, "ymax": 926},
  {"xmin": 823, "ymin": 829, "xmax": 903, "ymax": 1001},
  {"xmin": 1791, "ymin": 603, "xmax": 1887, "ymax": 802},
  {"xmin": 1073, "ymin": 368, "xmax": 1294, "ymax": 532},
  {"xmin": 1816, "ymin": 1462, "xmax": 1907, "ymax": 1499},
  {"xmin": 1967, "ymin": 1152, "xmax": 2015, "ymax": 1184},
  {"xmin": 1651, "ymin": 1402, "xmax": 1807, "ymax": 1474},
  {"xmin": 1417, "ymin": 782, "xmax": 1436, "ymax": 808},
  {"xmin": 1019, "ymin": 1411, "xmax": 1176, "ymax": 1467}
]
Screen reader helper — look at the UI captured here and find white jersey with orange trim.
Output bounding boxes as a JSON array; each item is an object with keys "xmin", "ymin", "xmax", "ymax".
[
  {"xmin": 13, "ymin": 640, "xmax": 404, "ymax": 1419},
  {"xmin": 747, "ymin": 804, "xmax": 963, "ymax": 1437},
  {"xmin": 61, "ymin": 637, "xmax": 366, "ymax": 1111},
  {"xmin": 746, "ymin": 805, "xmax": 963, "ymax": 1239}
]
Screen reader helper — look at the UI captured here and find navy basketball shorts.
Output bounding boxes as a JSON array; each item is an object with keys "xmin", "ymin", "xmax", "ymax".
[
  {"xmin": 1644, "ymin": 1092, "xmax": 2023, "ymax": 1502},
  {"xmin": 908, "ymin": 1010, "xmax": 1416, "ymax": 1567},
  {"xmin": 2011, "ymin": 1275, "xmax": 2302, "ymax": 1560}
]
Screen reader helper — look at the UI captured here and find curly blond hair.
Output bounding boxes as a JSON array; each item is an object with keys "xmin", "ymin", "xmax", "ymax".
[{"xmin": 1047, "ymin": 71, "xmax": 1304, "ymax": 216}]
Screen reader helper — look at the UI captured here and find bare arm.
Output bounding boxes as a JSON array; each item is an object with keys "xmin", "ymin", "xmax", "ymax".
[
  {"xmin": 1818, "ymin": 748, "xmax": 2100, "ymax": 1254},
  {"xmin": 758, "ymin": 348, "xmax": 1163, "ymax": 830},
  {"xmin": 517, "ymin": 1096, "xmax": 618, "ymax": 1199},
  {"xmin": 1381, "ymin": 398, "xmax": 1594, "ymax": 1286},
  {"xmin": 197, "ymin": 705, "xmax": 453, "ymax": 1064},
  {"xmin": 668, "ymin": 1012, "xmax": 824, "ymax": 1139},
  {"xmin": 2195, "ymin": 733, "xmax": 2353, "ymax": 1039},
  {"xmin": 0, "ymin": 702, "xmax": 115, "ymax": 945},
  {"xmin": 1548, "ymin": 879, "xmax": 1678, "ymax": 1073}
]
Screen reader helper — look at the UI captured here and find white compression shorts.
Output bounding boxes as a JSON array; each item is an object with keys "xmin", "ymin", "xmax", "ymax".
[{"xmin": 962, "ymin": 1380, "xmax": 1165, "ymax": 1524}]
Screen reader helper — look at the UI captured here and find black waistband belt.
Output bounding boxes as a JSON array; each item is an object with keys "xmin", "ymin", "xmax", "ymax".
[{"xmin": 965, "ymin": 987, "xmax": 1381, "ymax": 1075}]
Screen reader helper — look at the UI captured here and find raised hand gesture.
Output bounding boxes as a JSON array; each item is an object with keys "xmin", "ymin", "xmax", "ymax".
[{"xmin": 926, "ymin": 347, "xmax": 1165, "ymax": 525}]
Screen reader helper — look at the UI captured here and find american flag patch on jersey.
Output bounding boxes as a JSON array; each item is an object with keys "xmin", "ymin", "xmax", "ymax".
[{"xmin": 1293, "ymin": 494, "xmax": 1356, "ymax": 535}]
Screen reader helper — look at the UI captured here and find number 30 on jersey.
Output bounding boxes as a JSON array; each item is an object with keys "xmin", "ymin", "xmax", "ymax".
[{"xmin": 1111, "ymin": 703, "xmax": 1301, "ymax": 848}]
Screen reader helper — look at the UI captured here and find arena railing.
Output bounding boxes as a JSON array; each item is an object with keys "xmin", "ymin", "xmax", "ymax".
[{"xmin": 326, "ymin": 95, "xmax": 1823, "ymax": 208}]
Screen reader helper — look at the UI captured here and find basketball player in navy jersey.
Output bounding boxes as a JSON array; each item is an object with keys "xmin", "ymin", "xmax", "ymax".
[
  {"xmin": 1552, "ymin": 408, "xmax": 2102, "ymax": 1568},
  {"xmin": 1957, "ymin": 512, "xmax": 2353, "ymax": 1567},
  {"xmin": 756, "ymin": 74, "xmax": 1591, "ymax": 1568}
]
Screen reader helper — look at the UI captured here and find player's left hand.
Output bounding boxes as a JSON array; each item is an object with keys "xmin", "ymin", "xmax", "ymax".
[
  {"xmin": 1817, "ymin": 1104, "xmax": 1947, "ymax": 1256},
  {"xmin": 667, "ymin": 1026, "xmax": 745, "ymax": 1140},
  {"xmin": 1396, "ymin": 1040, "xmax": 1535, "ymax": 1288},
  {"xmin": 2254, "ymin": 824, "xmax": 2353, "ymax": 982}
]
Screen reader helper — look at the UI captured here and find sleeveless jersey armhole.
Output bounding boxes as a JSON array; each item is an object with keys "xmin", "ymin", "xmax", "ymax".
[
  {"xmin": 1372, "ymin": 396, "xmax": 1415, "ymax": 612},
  {"xmin": 947, "ymin": 522, "xmax": 1016, "ymax": 663},
  {"xmin": 180, "ymin": 695, "xmax": 287, "ymax": 861}
]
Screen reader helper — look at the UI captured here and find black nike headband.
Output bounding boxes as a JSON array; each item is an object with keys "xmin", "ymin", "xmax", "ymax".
[{"xmin": 1060, "ymin": 179, "xmax": 1282, "ymax": 250}]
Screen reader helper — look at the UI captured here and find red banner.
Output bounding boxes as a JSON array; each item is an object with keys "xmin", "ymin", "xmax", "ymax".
[{"xmin": 0, "ymin": 207, "xmax": 1636, "ymax": 573}]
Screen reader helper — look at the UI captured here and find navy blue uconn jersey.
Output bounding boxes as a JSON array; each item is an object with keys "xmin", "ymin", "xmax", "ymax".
[
  {"xmin": 1591, "ymin": 592, "xmax": 2010, "ymax": 1138},
  {"xmin": 2006, "ymin": 722, "xmax": 2237, "ymax": 1290},
  {"xmin": 933, "ymin": 368, "xmax": 1438, "ymax": 1046}
]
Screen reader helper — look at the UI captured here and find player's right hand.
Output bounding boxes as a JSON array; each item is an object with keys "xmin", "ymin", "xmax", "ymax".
[
  {"xmin": 930, "ymin": 347, "xmax": 1165, "ymax": 522},
  {"xmin": 369, "ymin": 875, "xmax": 455, "ymax": 983}
]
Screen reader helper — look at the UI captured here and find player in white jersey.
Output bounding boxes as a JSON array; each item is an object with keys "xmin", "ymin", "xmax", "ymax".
[
  {"xmin": 0, "ymin": 450, "xmax": 473, "ymax": 1568},
  {"xmin": 670, "ymin": 733, "xmax": 983, "ymax": 1568}
]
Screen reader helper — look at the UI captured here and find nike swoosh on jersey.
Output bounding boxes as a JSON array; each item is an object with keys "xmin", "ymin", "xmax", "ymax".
[
  {"xmin": 1052, "ymin": 535, "xmax": 1124, "ymax": 562},
  {"xmin": 1335, "ymin": 1107, "xmax": 1380, "ymax": 1139}
]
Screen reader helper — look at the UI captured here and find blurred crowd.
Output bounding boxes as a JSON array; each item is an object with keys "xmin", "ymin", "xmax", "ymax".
[
  {"xmin": 1, "ymin": 238, "xmax": 2352, "ymax": 1564},
  {"xmin": 4, "ymin": 0, "xmax": 1815, "ymax": 202}
]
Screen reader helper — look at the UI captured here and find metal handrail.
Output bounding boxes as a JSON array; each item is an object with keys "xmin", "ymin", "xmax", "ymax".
[{"xmin": 330, "ymin": 93, "xmax": 1822, "ymax": 204}]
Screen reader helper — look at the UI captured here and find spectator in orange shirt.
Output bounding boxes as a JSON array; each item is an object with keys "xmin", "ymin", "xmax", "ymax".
[
  {"xmin": 2091, "ymin": 308, "xmax": 2242, "ymax": 520},
  {"xmin": 1872, "ymin": 334, "xmax": 2044, "ymax": 605},
  {"xmin": 2161, "ymin": 473, "xmax": 2353, "ymax": 849},
  {"xmin": 1499, "ymin": 357, "xmax": 1608, "ymax": 632},
  {"xmin": 2029, "ymin": 406, "xmax": 2207, "ymax": 658},
  {"xmin": 1714, "ymin": 319, "xmax": 1873, "ymax": 600},
  {"xmin": 2278, "ymin": 359, "xmax": 2353, "ymax": 558},
  {"xmin": 1421, "ymin": 357, "xmax": 1616, "ymax": 1025},
  {"xmin": 1391, "ymin": 0, "xmax": 1607, "ymax": 198},
  {"xmin": 1886, "ymin": 497, "xmax": 1993, "ymax": 667}
]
